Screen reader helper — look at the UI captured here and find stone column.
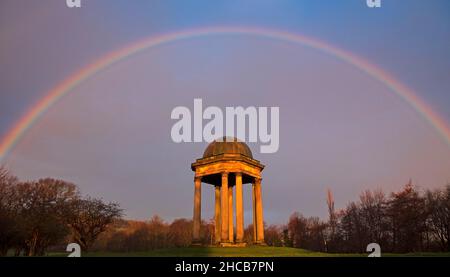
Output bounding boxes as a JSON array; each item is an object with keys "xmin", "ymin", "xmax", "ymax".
[
  {"xmin": 235, "ymin": 172, "xmax": 244, "ymax": 242},
  {"xmin": 228, "ymin": 185, "xmax": 234, "ymax": 242},
  {"xmin": 220, "ymin": 172, "xmax": 229, "ymax": 242},
  {"xmin": 252, "ymin": 183, "xmax": 257, "ymax": 242},
  {"xmin": 214, "ymin": 185, "xmax": 221, "ymax": 244},
  {"xmin": 255, "ymin": 177, "xmax": 265, "ymax": 243},
  {"xmin": 192, "ymin": 176, "xmax": 202, "ymax": 243}
]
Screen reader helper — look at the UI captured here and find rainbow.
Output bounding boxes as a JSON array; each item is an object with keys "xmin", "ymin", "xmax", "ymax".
[{"xmin": 1, "ymin": 26, "xmax": 449, "ymax": 161}]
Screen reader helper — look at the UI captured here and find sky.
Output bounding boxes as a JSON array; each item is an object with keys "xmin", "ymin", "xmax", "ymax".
[{"xmin": 1, "ymin": 0, "xmax": 450, "ymax": 224}]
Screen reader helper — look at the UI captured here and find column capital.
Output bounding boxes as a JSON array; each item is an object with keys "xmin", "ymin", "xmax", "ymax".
[
  {"xmin": 235, "ymin": 172, "xmax": 242, "ymax": 177},
  {"xmin": 194, "ymin": 176, "xmax": 202, "ymax": 182},
  {"xmin": 254, "ymin": 177, "xmax": 262, "ymax": 184},
  {"xmin": 221, "ymin": 171, "xmax": 229, "ymax": 177}
]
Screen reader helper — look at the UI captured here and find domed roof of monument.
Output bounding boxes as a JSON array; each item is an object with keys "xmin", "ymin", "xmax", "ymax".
[{"xmin": 203, "ymin": 137, "xmax": 253, "ymax": 159}]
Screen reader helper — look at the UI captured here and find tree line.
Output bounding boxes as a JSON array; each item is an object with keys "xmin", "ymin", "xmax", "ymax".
[
  {"xmin": 0, "ymin": 167, "xmax": 122, "ymax": 256},
  {"xmin": 91, "ymin": 182, "xmax": 449, "ymax": 254},
  {"xmin": 285, "ymin": 181, "xmax": 450, "ymax": 253},
  {"xmin": 95, "ymin": 182, "xmax": 449, "ymax": 254},
  {"xmin": 1, "ymin": 166, "xmax": 449, "ymax": 254}
]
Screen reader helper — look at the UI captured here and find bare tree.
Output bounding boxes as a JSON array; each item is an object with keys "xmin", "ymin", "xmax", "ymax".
[
  {"xmin": 359, "ymin": 189, "xmax": 390, "ymax": 249},
  {"xmin": 15, "ymin": 178, "xmax": 79, "ymax": 256},
  {"xmin": 288, "ymin": 212, "xmax": 307, "ymax": 248},
  {"xmin": 0, "ymin": 167, "xmax": 19, "ymax": 256},
  {"xmin": 305, "ymin": 217, "xmax": 327, "ymax": 252},
  {"xmin": 425, "ymin": 185, "xmax": 450, "ymax": 251},
  {"xmin": 388, "ymin": 181, "xmax": 427, "ymax": 252},
  {"xmin": 325, "ymin": 188, "xmax": 339, "ymax": 251},
  {"xmin": 168, "ymin": 218, "xmax": 192, "ymax": 247},
  {"xmin": 265, "ymin": 225, "xmax": 283, "ymax": 247},
  {"xmin": 67, "ymin": 197, "xmax": 122, "ymax": 251}
]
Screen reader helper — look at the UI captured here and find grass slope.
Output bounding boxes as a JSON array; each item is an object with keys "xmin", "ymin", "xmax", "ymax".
[
  {"xmin": 81, "ymin": 246, "xmax": 335, "ymax": 257},
  {"xmin": 62, "ymin": 247, "xmax": 449, "ymax": 257}
]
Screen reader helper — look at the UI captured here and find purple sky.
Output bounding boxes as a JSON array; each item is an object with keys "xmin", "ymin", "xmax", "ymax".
[{"xmin": 1, "ymin": 0, "xmax": 450, "ymax": 224}]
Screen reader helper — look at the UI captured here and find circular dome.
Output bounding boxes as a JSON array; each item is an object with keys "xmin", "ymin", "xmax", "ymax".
[{"xmin": 203, "ymin": 137, "xmax": 253, "ymax": 158}]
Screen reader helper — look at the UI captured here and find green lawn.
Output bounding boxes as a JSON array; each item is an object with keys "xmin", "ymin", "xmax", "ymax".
[
  {"xmin": 82, "ymin": 246, "xmax": 339, "ymax": 257},
  {"xmin": 46, "ymin": 247, "xmax": 450, "ymax": 257}
]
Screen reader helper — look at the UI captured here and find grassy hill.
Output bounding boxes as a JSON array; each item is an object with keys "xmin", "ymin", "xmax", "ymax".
[
  {"xmin": 51, "ymin": 247, "xmax": 450, "ymax": 257},
  {"xmin": 81, "ymin": 246, "xmax": 333, "ymax": 257}
]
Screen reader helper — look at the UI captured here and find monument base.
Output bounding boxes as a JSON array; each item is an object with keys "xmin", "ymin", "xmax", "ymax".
[
  {"xmin": 253, "ymin": 241, "xmax": 267, "ymax": 246},
  {"xmin": 219, "ymin": 242, "xmax": 247, "ymax": 247},
  {"xmin": 191, "ymin": 240, "xmax": 203, "ymax": 247}
]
